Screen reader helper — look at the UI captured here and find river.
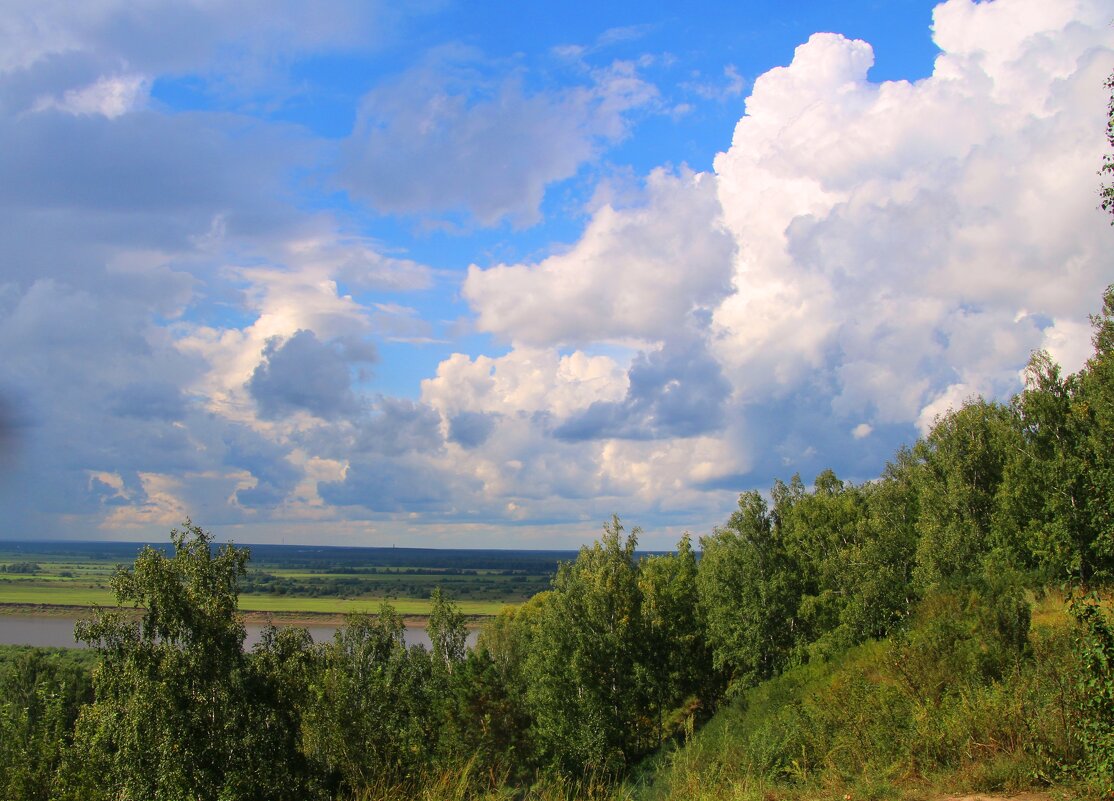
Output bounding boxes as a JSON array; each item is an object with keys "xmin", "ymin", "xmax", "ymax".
[{"xmin": 0, "ymin": 615, "xmax": 478, "ymax": 650}]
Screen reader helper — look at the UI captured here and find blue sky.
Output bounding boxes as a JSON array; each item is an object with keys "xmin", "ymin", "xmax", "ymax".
[{"xmin": 0, "ymin": 0, "xmax": 1110, "ymax": 548}]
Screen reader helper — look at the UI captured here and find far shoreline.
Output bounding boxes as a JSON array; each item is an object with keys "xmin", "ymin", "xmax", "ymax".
[{"xmin": 0, "ymin": 602, "xmax": 490, "ymax": 629}]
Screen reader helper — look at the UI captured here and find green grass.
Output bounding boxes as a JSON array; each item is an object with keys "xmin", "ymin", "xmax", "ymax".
[
  {"xmin": 623, "ymin": 588, "xmax": 1091, "ymax": 801},
  {"xmin": 260, "ymin": 567, "xmax": 544, "ymax": 582},
  {"xmin": 0, "ymin": 573, "xmax": 84, "ymax": 582},
  {"xmin": 0, "ymin": 585, "xmax": 118, "ymax": 606},
  {"xmin": 0, "ymin": 583, "xmax": 508, "ymax": 617},
  {"xmin": 0, "ymin": 546, "xmax": 549, "ymax": 618},
  {"xmin": 0, "ymin": 565, "xmax": 529, "ymax": 588},
  {"xmin": 235, "ymin": 595, "xmax": 508, "ymax": 617},
  {"xmin": 266, "ymin": 570, "xmax": 529, "ymax": 581}
]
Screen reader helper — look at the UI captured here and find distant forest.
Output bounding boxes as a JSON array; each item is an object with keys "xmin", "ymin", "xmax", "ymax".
[
  {"xmin": 0, "ymin": 541, "xmax": 578, "ymax": 604},
  {"xmin": 0, "ymin": 541, "xmax": 578, "ymax": 574}
]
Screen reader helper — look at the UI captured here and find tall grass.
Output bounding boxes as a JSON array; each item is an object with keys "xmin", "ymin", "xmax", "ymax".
[
  {"xmin": 349, "ymin": 759, "xmax": 635, "ymax": 801},
  {"xmin": 343, "ymin": 590, "xmax": 1102, "ymax": 801},
  {"xmin": 625, "ymin": 591, "xmax": 1092, "ymax": 801}
]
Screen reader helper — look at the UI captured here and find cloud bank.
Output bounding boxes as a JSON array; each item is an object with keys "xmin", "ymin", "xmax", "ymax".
[{"xmin": 0, "ymin": 0, "xmax": 1111, "ymax": 547}]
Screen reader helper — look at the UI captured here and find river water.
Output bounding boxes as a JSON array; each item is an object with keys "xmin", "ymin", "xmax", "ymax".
[{"xmin": 0, "ymin": 615, "xmax": 477, "ymax": 650}]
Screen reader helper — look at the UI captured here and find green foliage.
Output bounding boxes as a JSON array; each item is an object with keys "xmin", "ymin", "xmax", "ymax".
[
  {"xmin": 427, "ymin": 589, "xmax": 514, "ymax": 778},
  {"xmin": 243, "ymin": 625, "xmax": 328, "ymax": 800},
  {"xmin": 912, "ymin": 399, "xmax": 1018, "ymax": 588},
  {"xmin": 525, "ymin": 516, "xmax": 648, "ymax": 775},
  {"xmin": 430, "ymin": 587, "xmax": 468, "ymax": 670},
  {"xmin": 479, "ymin": 518, "xmax": 708, "ymax": 777},
  {"xmin": 0, "ymin": 648, "xmax": 93, "ymax": 801},
  {"xmin": 776, "ymin": 469, "xmax": 897, "ymax": 659},
  {"xmin": 1067, "ymin": 592, "xmax": 1114, "ymax": 792},
  {"xmin": 0, "ymin": 561, "xmax": 42, "ymax": 574},
  {"xmin": 439, "ymin": 648, "xmax": 533, "ymax": 785},
  {"xmin": 698, "ymin": 465, "xmax": 919, "ymax": 691},
  {"xmin": 888, "ymin": 568, "xmax": 1030, "ymax": 708},
  {"xmin": 478, "ymin": 592, "xmax": 550, "ymax": 711},
  {"xmin": 838, "ymin": 451, "xmax": 919, "ymax": 642},
  {"xmin": 304, "ymin": 604, "xmax": 433, "ymax": 792},
  {"xmin": 297, "ymin": 588, "xmax": 496, "ymax": 796},
  {"xmin": 638, "ymin": 595, "xmax": 1084, "ymax": 801},
  {"xmin": 638, "ymin": 534, "xmax": 715, "ymax": 739},
  {"xmin": 1101, "ymin": 71, "xmax": 1113, "ymax": 221},
  {"xmin": 56, "ymin": 519, "xmax": 316, "ymax": 801},
  {"xmin": 697, "ymin": 492, "xmax": 799, "ymax": 689},
  {"xmin": 1079, "ymin": 286, "xmax": 1114, "ymax": 574},
  {"xmin": 1001, "ymin": 290, "xmax": 1114, "ymax": 583},
  {"xmin": 777, "ymin": 470, "xmax": 864, "ymax": 640}
]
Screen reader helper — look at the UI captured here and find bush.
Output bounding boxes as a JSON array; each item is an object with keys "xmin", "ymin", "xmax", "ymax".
[{"xmin": 1069, "ymin": 592, "xmax": 1114, "ymax": 793}]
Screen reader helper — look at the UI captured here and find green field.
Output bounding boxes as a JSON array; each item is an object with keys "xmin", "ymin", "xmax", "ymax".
[
  {"xmin": 235, "ymin": 595, "xmax": 506, "ymax": 616},
  {"xmin": 0, "ymin": 541, "xmax": 564, "ymax": 618},
  {"xmin": 0, "ymin": 584, "xmax": 117, "ymax": 607},
  {"xmin": 0, "ymin": 583, "xmax": 508, "ymax": 617}
]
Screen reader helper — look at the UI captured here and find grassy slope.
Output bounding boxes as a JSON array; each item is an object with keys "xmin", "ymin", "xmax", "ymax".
[{"xmin": 625, "ymin": 592, "xmax": 1093, "ymax": 801}]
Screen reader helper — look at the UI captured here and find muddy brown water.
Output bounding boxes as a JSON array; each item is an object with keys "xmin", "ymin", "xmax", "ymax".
[{"xmin": 0, "ymin": 614, "xmax": 478, "ymax": 650}]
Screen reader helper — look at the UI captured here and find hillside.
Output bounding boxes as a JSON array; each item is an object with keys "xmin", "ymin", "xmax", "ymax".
[{"xmin": 627, "ymin": 591, "xmax": 1102, "ymax": 801}]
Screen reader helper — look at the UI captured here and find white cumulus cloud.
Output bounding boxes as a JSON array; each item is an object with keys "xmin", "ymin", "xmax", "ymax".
[
  {"xmin": 437, "ymin": 0, "xmax": 1114, "ymax": 524},
  {"xmin": 712, "ymin": 0, "xmax": 1113, "ymax": 430},
  {"xmin": 463, "ymin": 168, "xmax": 735, "ymax": 346}
]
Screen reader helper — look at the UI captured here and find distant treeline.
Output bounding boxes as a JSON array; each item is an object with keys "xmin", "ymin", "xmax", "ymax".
[
  {"xmin": 0, "ymin": 562, "xmax": 41, "ymax": 574},
  {"xmin": 238, "ymin": 569, "xmax": 551, "ymax": 601},
  {"xmin": 2, "ymin": 286, "xmax": 1114, "ymax": 800},
  {"xmin": 0, "ymin": 540, "xmax": 579, "ymax": 574}
]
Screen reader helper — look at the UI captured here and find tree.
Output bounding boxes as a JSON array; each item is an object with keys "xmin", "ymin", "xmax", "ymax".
[
  {"xmin": 241, "ymin": 625, "xmax": 327, "ymax": 800},
  {"xmin": 1069, "ymin": 591, "xmax": 1114, "ymax": 792},
  {"xmin": 1100, "ymin": 70, "xmax": 1113, "ymax": 221},
  {"xmin": 438, "ymin": 647, "xmax": 533, "ymax": 786},
  {"xmin": 303, "ymin": 604, "xmax": 433, "ymax": 793},
  {"xmin": 428, "ymin": 587, "xmax": 467, "ymax": 672},
  {"xmin": 638, "ymin": 534, "xmax": 713, "ymax": 743},
  {"xmin": 911, "ymin": 399, "xmax": 1018, "ymax": 588},
  {"xmin": 57, "ymin": 520, "xmax": 315, "ymax": 801},
  {"xmin": 475, "ymin": 591, "xmax": 552, "ymax": 774},
  {"xmin": 840, "ymin": 450, "xmax": 920, "ymax": 642},
  {"xmin": 524, "ymin": 516, "xmax": 649, "ymax": 774},
  {"xmin": 1077, "ymin": 286, "xmax": 1114, "ymax": 579},
  {"xmin": 774, "ymin": 469, "xmax": 871, "ymax": 653},
  {"xmin": 424, "ymin": 588, "xmax": 479, "ymax": 772},
  {"xmin": 1000, "ymin": 305, "xmax": 1114, "ymax": 584},
  {"xmin": 697, "ymin": 491, "xmax": 799, "ymax": 690},
  {"xmin": 0, "ymin": 649, "xmax": 92, "ymax": 801}
]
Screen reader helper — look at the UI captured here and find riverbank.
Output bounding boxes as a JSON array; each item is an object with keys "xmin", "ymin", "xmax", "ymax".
[
  {"xmin": 0, "ymin": 608, "xmax": 483, "ymax": 650},
  {"xmin": 0, "ymin": 601, "xmax": 493, "ymax": 628}
]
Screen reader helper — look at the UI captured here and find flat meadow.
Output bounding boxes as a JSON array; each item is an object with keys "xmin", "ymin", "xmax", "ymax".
[{"xmin": 0, "ymin": 540, "xmax": 569, "ymax": 619}]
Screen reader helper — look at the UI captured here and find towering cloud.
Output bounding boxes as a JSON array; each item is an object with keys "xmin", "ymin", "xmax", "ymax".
[
  {"xmin": 1, "ymin": 0, "xmax": 1111, "ymax": 545},
  {"xmin": 443, "ymin": 0, "xmax": 1114, "ymax": 535}
]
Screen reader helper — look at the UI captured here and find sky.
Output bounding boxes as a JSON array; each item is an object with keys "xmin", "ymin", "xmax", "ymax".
[{"xmin": 0, "ymin": 0, "xmax": 1111, "ymax": 549}]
